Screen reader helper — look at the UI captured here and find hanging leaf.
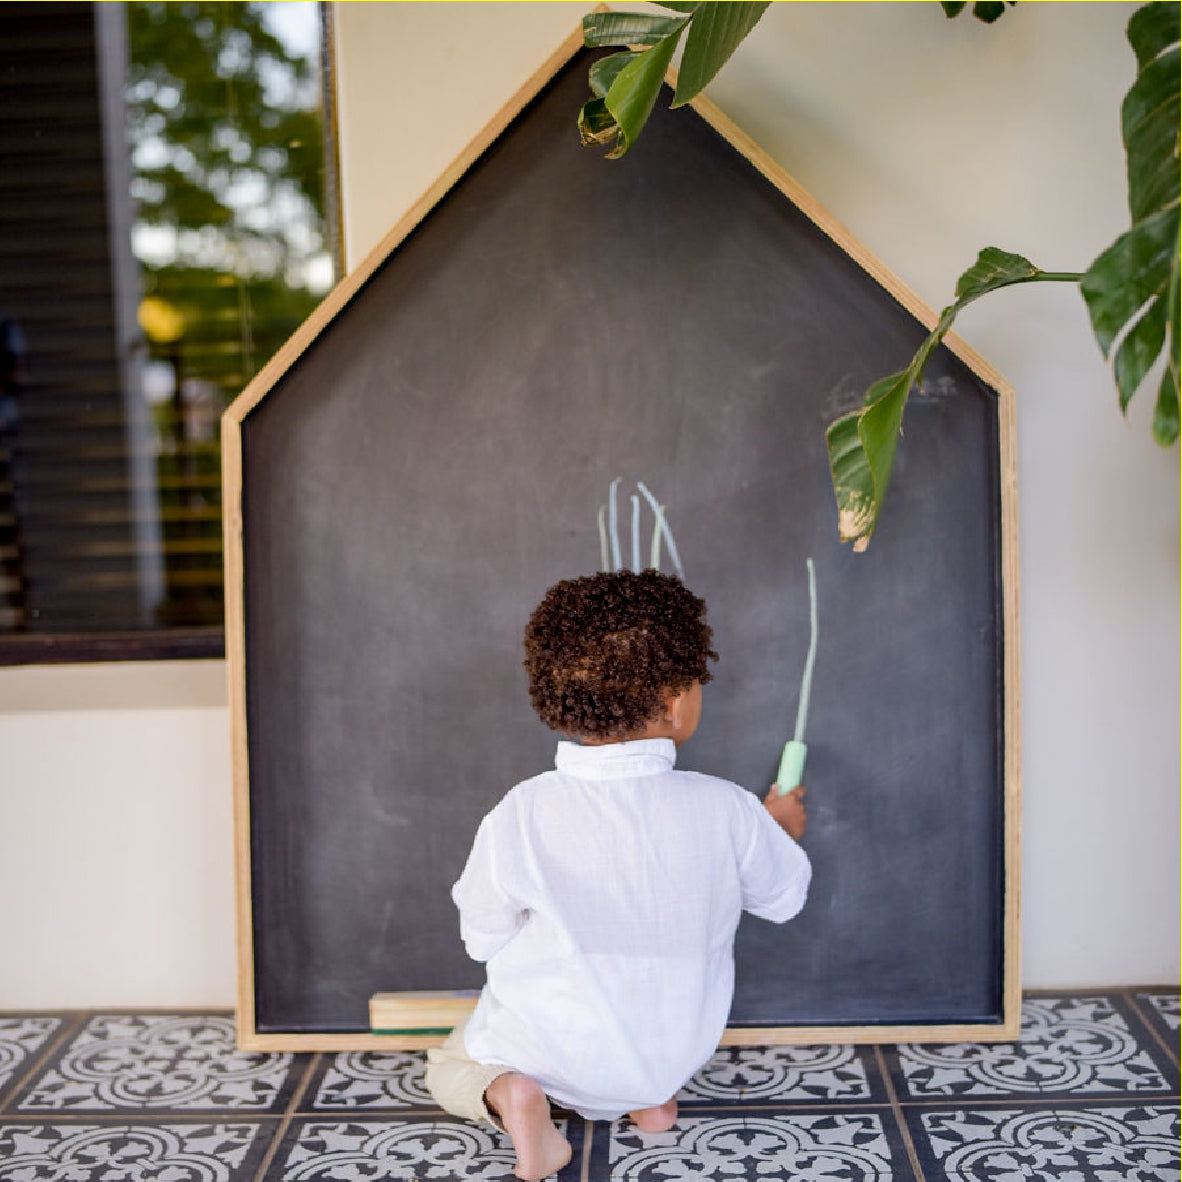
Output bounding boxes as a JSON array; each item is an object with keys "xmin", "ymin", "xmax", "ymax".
[
  {"xmin": 580, "ymin": 3, "xmax": 768, "ymax": 157},
  {"xmin": 603, "ymin": 30, "xmax": 685, "ymax": 159},
  {"xmin": 579, "ymin": 12, "xmax": 690, "ymax": 158},
  {"xmin": 581, "ymin": 11, "xmax": 688, "ymax": 49},
  {"xmin": 969, "ymin": 2, "xmax": 1011, "ymax": 23},
  {"xmin": 1123, "ymin": 6, "xmax": 1180, "ymax": 221},
  {"xmin": 941, "ymin": 1, "xmax": 1016, "ymax": 22},
  {"xmin": 1128, "ymin": 1, "xmax": 1179, "ymax": 65},
  {"xmin": 577, "ymin": 97, "xmax": 618, "ymax": 148},
  {"xmin": 1081, "ymin": 1, "xmax": 1180, "ymax": 443},
  {"xmin": 671, "ymin": 2, "xmax": 771, "ymax": 107},
  {"xmin": 1113, "ymin": 267, "xmax": 1167, "ymax": 412},
  {"xmin": 826, "ymin": 250, "xmax": 1082, "ymax": 550},
  {"xmin": 1085, "ymin": 206, "xmax": 1178, "ymax": 356},
  {"xmin": 589, "ymin": 51, "xmax": 641, "ymax": 100}
]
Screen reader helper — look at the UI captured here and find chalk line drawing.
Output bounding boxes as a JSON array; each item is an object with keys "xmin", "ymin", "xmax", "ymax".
[{"xmin": 596, "ymin": 479, "xmax": 685, "ymax": 581}]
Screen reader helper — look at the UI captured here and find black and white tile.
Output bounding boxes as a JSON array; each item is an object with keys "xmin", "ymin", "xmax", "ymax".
[
  {"xmin": 1136, "ymin": 989, "xmax": 1181, "ymax": 1047},
  {"xmin": 679, "ymin": 1042, "xmax": 884, "ymax": 1104},
  {"xmin": 0, "ymin": 1016, "xmax": 61, "ymax": 1101},
  {"xmin": 15, "ymin": 1013, "xmax": 302, "ymax": 1112},
  {"xmin": 908, "ymin": 1103, "xmax": 1180, "ymax": 1181},
  {"xmin": 0, "ymin": 1121, "xmax": 271, "ymax": 1180},
  {"xmin": 273, "ymin": 1116, "xmax": 584, "ymax": 1180},
  {"xmin": 0, "ymin": 994, "xmax": 1175, "ymax": 1180},
  {"xmin": 886, "ymin": 995, "xmax": 1178, "ymax": 1100},
  {"xmin": 592, "ymin": 1111, "xmax": 909, "ymax": 1181},
  {"xmin": 307, "ymin": 1049, "xmax": 433, "ymax": 1110}
]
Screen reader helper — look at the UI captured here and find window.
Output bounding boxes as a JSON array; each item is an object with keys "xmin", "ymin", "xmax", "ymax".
[{"xmin": 0, "ymin": 1, "xmax": 339, "ymax": 662}]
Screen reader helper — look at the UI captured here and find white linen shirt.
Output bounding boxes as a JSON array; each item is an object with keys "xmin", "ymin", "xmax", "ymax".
[{"xmin": 452, "ymin": 737, "xmax": 811, "ymax": 1120}]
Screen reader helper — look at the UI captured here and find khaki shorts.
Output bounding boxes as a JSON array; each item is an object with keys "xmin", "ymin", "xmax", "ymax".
[{"xmin": 425, "ymin": 1016, "xmax": 513, "ymax": 1127}]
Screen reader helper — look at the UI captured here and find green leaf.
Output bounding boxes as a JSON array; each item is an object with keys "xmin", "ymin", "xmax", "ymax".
[
  {"xmin": 1128, "ymin": 1, "xmax": 1181, "ymax": 69},
  {"xmin": 589, "ymin": 51, "xmax": 641, "ymax": 100},
  {"xmin": 1153, "ymin": 364, "xmax": 1180, "ymax": 442},
  {"xmin": 671, "ymin": 2, "xmax": 771, "ymax": 108},
  {"xmin": 971, "ymin": 2, "xmax": 1009, "ymax": 23},
  {"xmin": 1122, "ymin": 2, "xmax": 1180, "ymax": 225},
  {"xmin": 828, "ymin": 249, "xmax": 1082, "ymax": 550},
  {"xmin": 941, "ymin": 0, "xmax": 1015, "ymax": 21},
  {"xmin": 578, "ymin": 96, "xmax": 618, "ymax": 147},
  {"xmin": 953, "ymin": 246, "xmax": 1042, "ymax": 301},
  {"xmin": 1158, "ymin": 234, "xmax": 1182, "ymax": 443},
  {"xmin": 654, "ymin": 2, "xmax": 703, "ymax": 11},
  {"xmin": 826, "ymin": 411, "xmax": 878, "ymax": 552},
  {"xmin": 600, "ymin": 28, "xmax": 686, "ymax": 158},
  {"xmin": 1082, "ymin": 1, "xmax": 1180, "ymax": 437},
  {"xmin": 857, "ymin": 370, "xmax": 912, "ymax": 521},
  {"xmin": 582, "ymin": 11, "xmax": 687, "ymax": 49},
  {"xmin": 1114, "ymin": 299, "xmax": 1167, "ymax": 412},
  {"xmin": 1122, "ymin": 45, "xmax": 1181, "ymax": 222},
  {"xmin": 1081, "ymin": 205, "xmax": 1179, "ymax": 355}
]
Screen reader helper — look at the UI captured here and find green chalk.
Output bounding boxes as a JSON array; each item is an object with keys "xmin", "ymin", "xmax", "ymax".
[{"xmin": 776, "ymin": 739, "xmax": 807, "ymax": 795}]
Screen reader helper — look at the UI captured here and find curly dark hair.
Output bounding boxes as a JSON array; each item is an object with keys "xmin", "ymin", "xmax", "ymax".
[{"xmin": 523, "ymin": 570, "xmax": 718, "ymax": 740}]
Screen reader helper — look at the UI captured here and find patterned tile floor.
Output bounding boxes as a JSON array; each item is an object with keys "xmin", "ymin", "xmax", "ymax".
[{"xmin": 0, "ymin": 990, "xmax": 1176, "ymax": 1180}]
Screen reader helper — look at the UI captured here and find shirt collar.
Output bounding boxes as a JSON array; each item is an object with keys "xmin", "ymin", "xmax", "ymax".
[{"xmin": 555, "ymin": 737, "xmax": 677, "ymax": 780}]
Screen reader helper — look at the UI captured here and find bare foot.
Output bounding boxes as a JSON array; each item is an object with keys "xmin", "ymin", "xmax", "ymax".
[
  {"xmin": 629, "ymin": 1097, "xmax": 678, "ymax": 1133},
  {"xmin": 485, "ymin": 1072, "xmax": 572, "ymax": 1181}
]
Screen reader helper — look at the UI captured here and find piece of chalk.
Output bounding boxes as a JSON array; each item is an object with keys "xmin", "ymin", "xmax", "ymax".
[{"xmin": 776, "ymin": 739, "xmax": 807, "ymax": 795}]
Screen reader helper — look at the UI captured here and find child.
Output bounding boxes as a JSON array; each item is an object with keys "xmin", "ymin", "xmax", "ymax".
[{"xmin": 426, "ymin": 570, "xmax": 811, "ymax": 1180}]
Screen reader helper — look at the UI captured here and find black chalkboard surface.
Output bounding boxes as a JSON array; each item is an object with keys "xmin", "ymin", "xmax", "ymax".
[{"xmin": 226, "ymin": 44, "xmax": 1018, "ymax": 1047}]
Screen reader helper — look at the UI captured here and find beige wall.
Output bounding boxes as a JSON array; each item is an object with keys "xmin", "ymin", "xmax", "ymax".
[
  {"xmin": 0, "ymin": 2, "xmax": 1175, "ymax": 1008},
  {"xmin": 0, "ymin": 662, "xmax": 233, "ymax": 1007}
]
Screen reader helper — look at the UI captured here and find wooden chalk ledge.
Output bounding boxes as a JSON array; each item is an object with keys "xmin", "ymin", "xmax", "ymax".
[{"xmin": 370, "ymin": 990, "xmax": 479, "ymax": 1036}]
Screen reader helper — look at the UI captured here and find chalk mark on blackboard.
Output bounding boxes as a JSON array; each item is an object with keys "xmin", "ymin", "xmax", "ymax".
[{"xmin": 596, "ymin": 479, "xmax": 685, "ymax": 580}]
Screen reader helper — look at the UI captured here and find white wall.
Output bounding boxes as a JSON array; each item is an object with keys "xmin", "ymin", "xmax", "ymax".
[{"xmin": 0, "ymin": 1, "xmax": 1175, "ymax": 1008}]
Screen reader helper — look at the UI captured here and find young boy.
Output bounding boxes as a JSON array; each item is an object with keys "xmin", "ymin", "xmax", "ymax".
[{"xmin": 426, "ymin": 570, "xmax": 811, "ymax": 1180}]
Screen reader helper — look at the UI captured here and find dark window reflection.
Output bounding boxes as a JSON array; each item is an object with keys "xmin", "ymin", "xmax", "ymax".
[{"xmin": 0, "ymin": 1, "xmax": 336, "ymax": 657}]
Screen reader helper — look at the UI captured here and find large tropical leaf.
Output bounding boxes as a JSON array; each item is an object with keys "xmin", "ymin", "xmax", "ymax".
[
  {"xmin": 579, "ymin": 2, "xmax": 767, "ymax": 158},
  {"xmin": 597, "ymin": 31, "xmax": 686, "ymax": 159},
  {"xmin": 581, "ymin": 11, "xmax": 688, "ymax": 49},
  {"xmin": 1081, "ymin": 1, "xmax": 1180, "ymax": 443},
  {"xmin": 672, "ymin": 2, "xmax": 771, "ymax": 107},
  {"xmin": 578, "ymin": 12, "xmax": 690, "ymax": 157},
  {"xmin": 826, "ymin": 250, "xmax": 1081, "ymax": 550}
]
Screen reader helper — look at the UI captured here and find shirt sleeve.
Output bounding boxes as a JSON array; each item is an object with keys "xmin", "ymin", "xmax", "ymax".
[
  {"xmin": 451, "ymin": 804, "xmax": 527, "ymax": 962},
  {"xmin": 736, "ymin": 790, "xmax": 812, "ymax": 923}
]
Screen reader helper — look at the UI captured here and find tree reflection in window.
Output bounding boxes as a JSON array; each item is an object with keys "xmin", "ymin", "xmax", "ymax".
[{"xmin": 128, "ymin": 0, "xmax": 334, "ymax": 629}]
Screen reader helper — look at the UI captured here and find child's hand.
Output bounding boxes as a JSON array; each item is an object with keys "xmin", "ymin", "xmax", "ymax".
[{"xmin": 764, "ymin": 784, "xmax": 807, "ymax": 841}]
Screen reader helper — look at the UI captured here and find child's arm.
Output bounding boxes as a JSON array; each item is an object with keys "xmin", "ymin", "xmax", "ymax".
[
  {"xmin": 739, "ymin": 786, "xmax": 811, "ymax": 923},
  {"xmin": 763, "ymin": 783, "xmax": 807, "ymax": 841},
  {"xmin": 452, "ymin": 812, "xmax": 527, "ymax": 962}
]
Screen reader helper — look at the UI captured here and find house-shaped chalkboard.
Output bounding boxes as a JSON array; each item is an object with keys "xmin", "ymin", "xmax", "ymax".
[{"xmin": 223, "ymin": 27, "xmax": 1020, "ymax": 1051}]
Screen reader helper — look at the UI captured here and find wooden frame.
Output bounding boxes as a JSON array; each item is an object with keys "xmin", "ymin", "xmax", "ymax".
[{"xmin": 223, "ymin": 22, "xmax": 1020, "ymax": 1052}]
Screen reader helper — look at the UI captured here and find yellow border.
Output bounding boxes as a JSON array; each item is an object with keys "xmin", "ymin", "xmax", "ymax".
[{"xmin": 224, "ymin": 21, "xmax": 1021, "ymax": 1054}]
